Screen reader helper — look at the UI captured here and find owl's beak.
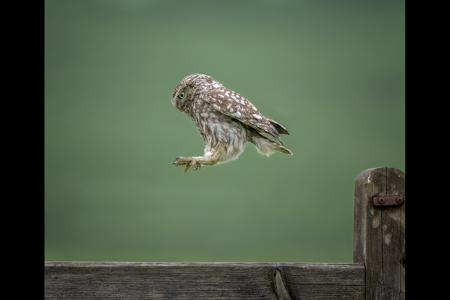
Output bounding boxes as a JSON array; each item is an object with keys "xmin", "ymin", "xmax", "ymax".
[{"xmin": 176, "ymin": 98, "xmax": 186, "ymax": 112}]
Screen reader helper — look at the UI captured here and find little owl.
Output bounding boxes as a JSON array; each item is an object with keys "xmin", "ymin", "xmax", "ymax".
[{"xmin": 170, "ymin": 74, "xmax": 292, "ymax": 172}]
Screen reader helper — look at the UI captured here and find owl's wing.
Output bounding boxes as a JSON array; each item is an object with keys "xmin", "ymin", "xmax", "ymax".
[{"xmin": 203, "ymin": 89, "xmax": 289, "ymax": 145}]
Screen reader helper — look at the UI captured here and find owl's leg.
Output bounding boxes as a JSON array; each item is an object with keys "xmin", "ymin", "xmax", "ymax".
[{"xmin": 170, "ymin": 152, "xmax": 219, "ymax": 173}]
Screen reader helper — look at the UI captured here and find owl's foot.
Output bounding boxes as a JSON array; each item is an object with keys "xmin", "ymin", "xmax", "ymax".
[
  {"xmin": 170, "ymin": 157, "xmax": 201, "ymax": 173},
  {"xmin": 170, "ymin": 157, "xmax": 183, "ymax": 166}
]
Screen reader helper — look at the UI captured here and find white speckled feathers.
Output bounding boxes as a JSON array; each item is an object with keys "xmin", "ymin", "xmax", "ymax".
[{"xmin": 202, "ymin": 88, "xmax": 288, "ymax": 145}]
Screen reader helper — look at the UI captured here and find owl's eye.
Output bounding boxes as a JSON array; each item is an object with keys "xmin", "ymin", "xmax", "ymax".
[{"xmin": 178, "ymin": 91, "xmax": 185, "ymax": 99}]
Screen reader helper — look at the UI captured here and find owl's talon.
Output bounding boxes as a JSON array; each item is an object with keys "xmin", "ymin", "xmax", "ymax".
[
  {"xmin": 170, "ymin": 157, "xmax": 184, "ymax": 167},
  {"xmin": 192, "ymin": 162, "xmax": 201, "ymax": 171},
  {"xmin": 179, "ymin": 160, "xmax": 201, "ymax": 173}
]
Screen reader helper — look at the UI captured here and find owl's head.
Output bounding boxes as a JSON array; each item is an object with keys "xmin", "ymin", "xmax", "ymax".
[{"xmin": 172, "ymin": 74, "xmax": 223, "ymax": 112}]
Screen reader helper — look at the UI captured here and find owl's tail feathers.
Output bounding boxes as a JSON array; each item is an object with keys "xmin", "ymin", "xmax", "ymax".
[
  {"xmin": 267, "ymin": 118, "xmax": 290, "ymax": 135},
  {"xmin": 251, "ymin": 134, "xmax": 293, "ymax": 156},
  {"xmin": 276, "ymin": 144, "xmax": 293, "ymax": 155}
]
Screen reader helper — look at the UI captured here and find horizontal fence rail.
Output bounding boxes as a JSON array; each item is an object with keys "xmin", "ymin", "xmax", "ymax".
[
  {"xmin": 45, "ymin": 262, "xmax": 365, "ymax": 299},
  {"xmin": 45, "ymin": 167, "xmax": 405, "ymax": 299}
]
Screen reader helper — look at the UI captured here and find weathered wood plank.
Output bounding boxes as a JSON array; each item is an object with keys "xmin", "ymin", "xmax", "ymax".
[
  {"xmin": 278, "ymin": 263, "xmax": 365, "ymax": 300},
  {"xmin": 354, "ymin": 167, "xmax": 405, "ymax": 300},
  {"xmin": 384, "ymin": 167, "xmax": 405, "ymax": 300},
  {"xmin": 45, "ymin": 262, "xmax": 365, "ymax": 299}
]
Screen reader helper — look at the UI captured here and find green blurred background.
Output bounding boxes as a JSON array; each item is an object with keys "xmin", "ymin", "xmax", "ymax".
[{"xmin": 45, "ymin": 0, "xmax": 405, "ymax": 263}]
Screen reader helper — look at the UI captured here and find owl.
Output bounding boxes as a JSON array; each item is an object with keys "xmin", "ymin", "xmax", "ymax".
[{"xmin": 170, "ymin": 74, "xmax": 292, "ymax": 172}]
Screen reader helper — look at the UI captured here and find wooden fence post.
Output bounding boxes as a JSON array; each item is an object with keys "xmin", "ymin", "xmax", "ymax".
[{"xmin": 354, "ymin": 167, "xmax": 405, "ymax": 299}]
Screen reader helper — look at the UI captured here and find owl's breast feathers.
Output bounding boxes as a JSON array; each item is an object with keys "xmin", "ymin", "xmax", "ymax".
[{"xmin": 191, "ymin": 98, "xmax": 241, "ymax": 140}]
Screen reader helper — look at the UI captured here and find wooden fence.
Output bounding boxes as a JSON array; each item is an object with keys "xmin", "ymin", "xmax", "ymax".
[{"xmin": 45, "ymin": 166, "xmax": 405, "ymax": 299}]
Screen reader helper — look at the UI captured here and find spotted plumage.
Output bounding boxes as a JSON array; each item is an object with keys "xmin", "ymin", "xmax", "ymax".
[{"xmin": 171, "ymin": 73, "xmax": 292, "ymax": 172}]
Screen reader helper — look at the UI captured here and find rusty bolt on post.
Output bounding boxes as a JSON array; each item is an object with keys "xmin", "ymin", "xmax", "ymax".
[{"xmin": 373, "ymin": 195, "xmax": 403, "ymax": 207}]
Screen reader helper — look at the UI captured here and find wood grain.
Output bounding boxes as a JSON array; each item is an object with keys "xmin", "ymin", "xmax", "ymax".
[
  {"xmin": 353, "ymin": 167, "xmax": 405, "ymax": 300},
  {"xmin": 45, "ymin": 262, "xmax": 365, "ymax": 299}
]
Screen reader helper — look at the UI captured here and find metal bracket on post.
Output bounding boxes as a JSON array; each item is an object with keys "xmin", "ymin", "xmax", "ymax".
[{"xmin": 373, "ymin": 195, "xmax": 404, "ymax": 207}]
